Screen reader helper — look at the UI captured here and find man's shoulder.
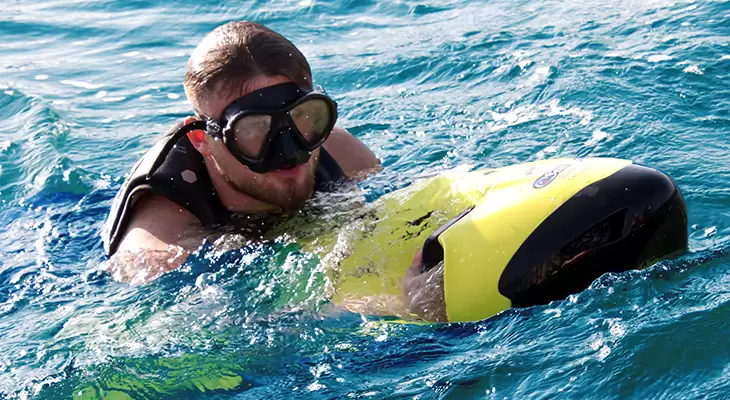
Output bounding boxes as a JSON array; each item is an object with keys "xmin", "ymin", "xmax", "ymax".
[
  {"xmin": 322, "ymin": 127, "xmax": 382, "ymax": 180},
  {"xmin": 115, "ymin": 193, "xmax": 203, "ymax": 253}
]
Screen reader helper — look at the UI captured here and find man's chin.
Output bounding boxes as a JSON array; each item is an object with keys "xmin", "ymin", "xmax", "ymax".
[
  {"xmin": 278, "ymin": 179, "xmax": 314, "ymax": 211},
  {"xmin": 260, "ymin": 170, "xmax": 315, "ymax": 210},
  {"xmin": 278, "ymin": 195, "xmax": 309, "ymax": 212}
]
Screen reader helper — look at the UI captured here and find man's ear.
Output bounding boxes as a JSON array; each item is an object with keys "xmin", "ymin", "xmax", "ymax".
[{"xmin": 184, "ymin": 116, "xmax": 212, "ymax": 157}]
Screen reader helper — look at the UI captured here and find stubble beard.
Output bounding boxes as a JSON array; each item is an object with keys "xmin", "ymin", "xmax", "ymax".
[{"xmin": 226, "ymin": 161, "xmax": 317, "ymax": 211}]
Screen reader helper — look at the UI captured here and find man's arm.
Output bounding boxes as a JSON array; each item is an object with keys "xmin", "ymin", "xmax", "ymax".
[
  {"xmin": 322, "ymin": 127, "xmax": 382, "ymax": 179},
  {"xmin": 105, "ymin": 194, "xmax": 204, "ymax": 284}
]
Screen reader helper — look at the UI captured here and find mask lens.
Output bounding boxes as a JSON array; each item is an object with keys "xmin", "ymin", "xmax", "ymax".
[
  {"xmin": 290, "ymin": 99, "xmax": 332, "ymax": 145},
  {"xmin": 232, "ymin": 114, "xmax": 272, "ymax": 158}
]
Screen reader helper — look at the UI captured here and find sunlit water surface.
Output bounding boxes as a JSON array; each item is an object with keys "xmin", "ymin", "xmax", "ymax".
[{"xmin": 1, "ymin": 0, "xmax": 730, "ymax": 398}]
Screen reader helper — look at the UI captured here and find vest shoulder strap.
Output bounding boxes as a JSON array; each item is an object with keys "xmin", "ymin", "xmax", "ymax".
[{"xmin": 102, "ymin": 122, "xmax": 229, "ymax": 256}]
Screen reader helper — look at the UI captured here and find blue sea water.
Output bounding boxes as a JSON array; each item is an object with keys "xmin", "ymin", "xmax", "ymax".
[{"xmin": 1, "ymin": 0, "xmax": 730, "ymax": 398}]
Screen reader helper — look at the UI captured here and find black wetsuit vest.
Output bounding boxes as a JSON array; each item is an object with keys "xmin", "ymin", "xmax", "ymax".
[{"xmin": 102, "ymin": 121, "xmax": 346, "ymax": 256}]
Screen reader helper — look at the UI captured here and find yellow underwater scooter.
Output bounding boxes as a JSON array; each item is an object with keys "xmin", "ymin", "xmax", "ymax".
[{"xmin": 328, "ymin": 158, "xmax": 688, "ymax": 323}]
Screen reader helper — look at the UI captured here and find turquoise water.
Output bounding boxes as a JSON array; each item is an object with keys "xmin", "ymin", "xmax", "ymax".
[{"xmin": 1, "ymin": 0, "xmax": 730, "ymax": 398}]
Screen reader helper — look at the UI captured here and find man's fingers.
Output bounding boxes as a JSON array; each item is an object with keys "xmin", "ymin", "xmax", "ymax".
[{"xmin": 402, "ymin": 262, "xmax": 447, "ymax": 322}]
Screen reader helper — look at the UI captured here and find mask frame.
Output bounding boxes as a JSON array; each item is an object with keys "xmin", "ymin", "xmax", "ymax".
[{"xmin": 206, "ymin": 83, "xmax": 338, "ymax": 173}]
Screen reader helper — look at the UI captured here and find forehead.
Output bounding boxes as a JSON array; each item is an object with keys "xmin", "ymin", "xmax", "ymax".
[{"xmin": 202, "ymin": 74, "xmax": 294, "ymax": 120}]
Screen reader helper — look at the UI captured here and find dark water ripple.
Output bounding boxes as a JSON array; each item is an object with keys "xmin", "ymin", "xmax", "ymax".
[{"xmin": 1, "ymin": 0, "xmax": 730, "ymax": 398}]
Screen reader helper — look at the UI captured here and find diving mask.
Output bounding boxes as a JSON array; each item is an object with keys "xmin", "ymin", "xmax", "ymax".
[
  {"xmin": 158, "ymin": 82, "xmax": 338, "ymax": 175},
  {"xmin": 207, "ymin": 82, "xmax": 337, "ymax": 173}
]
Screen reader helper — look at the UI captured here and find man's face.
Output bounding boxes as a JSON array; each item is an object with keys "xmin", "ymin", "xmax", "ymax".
[{"xmin": 197, "ymin": 75, "xmax": 319, "ymax": 211}]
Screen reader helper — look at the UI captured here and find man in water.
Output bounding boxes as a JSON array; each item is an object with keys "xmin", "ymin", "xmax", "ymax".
[{"xmin": 103, "ymin": 21, "xmax": 380, "ymax": 283}]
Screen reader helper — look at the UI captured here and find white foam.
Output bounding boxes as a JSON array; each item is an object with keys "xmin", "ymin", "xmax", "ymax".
[
  {"xmin": 588, "ymin": 334, "xmax": 604, "ymax": 351},
  {"xmin": 529, "ymin": 66, "xmax": 551, "ymax": 83},
  {"xmin": 543, "ymin": 99, "xmax": 593, "ymax": 125},
  {"xmin": 683, "ymin": 64, "xmax": 703, "ymax": 74},
  {"xmin": 493, "ymin": 64, "xmax": 510, "ymax": 74},
  {"xmin": 597, "ymin": 345, "xmax": 611, "ymax": 361},
  {"xmin": 647, "ymin": 54, "xmax": 673, "ymax": 63},
  {"xmin": 608, "ymin": 319, "xmax": 626, "ymax": 338},
  {"xmin": 60, "ymin": 80, "xmax": 104, "ymax": 90},
  {"xmin": 102, "ymin": 96, "xmax": 126, "ymax": 102},
  {"xmin": 585, "ymin": 129, "xmax": 609, "ymax": 146},
  {"xmin": 35, "ymin": 74, "xmax": 48, "ymax": 81},
  {"xmin": 544, "ymin": 308, "xmax": 562, "ymax": 318}
]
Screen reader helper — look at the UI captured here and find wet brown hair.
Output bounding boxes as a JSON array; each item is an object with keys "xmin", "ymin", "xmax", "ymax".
[{"xmin": 184, "ymin": 21, "xmax": 313, "ymax": 116}]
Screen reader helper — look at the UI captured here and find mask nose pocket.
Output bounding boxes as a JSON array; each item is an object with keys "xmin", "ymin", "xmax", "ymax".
[{"xmin": 267, "ymin": 128, "xmax": 311, "ymax": 169}]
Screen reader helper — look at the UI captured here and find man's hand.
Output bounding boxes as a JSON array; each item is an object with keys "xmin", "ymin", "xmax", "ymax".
[{"xmin": 402, "ymin": 251, "xmax": 448, "ymax": 322}]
